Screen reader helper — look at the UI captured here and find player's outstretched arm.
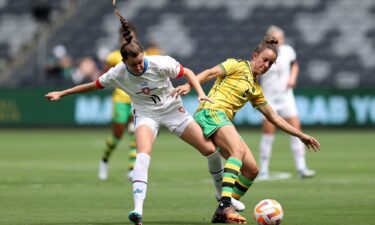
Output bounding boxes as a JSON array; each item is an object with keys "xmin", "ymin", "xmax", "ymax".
[
  {"xmin": 45, "ymin": 81, "xmax": 98, "ymax": 101},
  {"xmin": 171, "ymin": 65, "xmax": 223, "ymax": 99},
  {"xmin": 173, "ymin": 67, "xmax": 213, "ymax": 103},
  {"xmin": 258, "ymin": 104, "xmax": 320, "ymax": 151}
]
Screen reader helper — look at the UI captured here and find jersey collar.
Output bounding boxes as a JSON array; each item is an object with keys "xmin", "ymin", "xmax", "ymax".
[{"xmin": 126, "ymin": 57, "xmax": 149, "ymax": 76}]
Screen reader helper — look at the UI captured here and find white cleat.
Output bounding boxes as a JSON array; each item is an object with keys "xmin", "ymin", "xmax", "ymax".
[
  {"xmin": 98, "ymin": 160, "xmax": 108, "ymax": 180},
  {"xmin": 215, "ymin": 194, "xmax": 246, "ymax": 212},
  {"xmin": 127, "ymin": 170, "xmax": 134, "ymax": 181},
  {"xmin": 257, "ymin": 172, "xmax": 270, "ymax": 181},
  {"xmin": 230, "ymin": 197, "xmax": 245, "ymax": 212},
  {"xmin": 298, "ymin": 168, "xmax": 316, "ymax": 179}
]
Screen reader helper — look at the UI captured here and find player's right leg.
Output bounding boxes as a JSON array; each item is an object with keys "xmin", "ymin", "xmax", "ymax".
[{"xmin": 210, "ymin": 125, "xmax": 247, "ymax": 224}]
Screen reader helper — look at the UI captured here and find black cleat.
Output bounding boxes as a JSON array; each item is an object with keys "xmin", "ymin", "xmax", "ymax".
[
  {"xmin": 128, "ymin": 211, "xmax": 142, "ymax": 225},
  {"xmin": 212, "ymin": 202, "xmax": 247, "ymax": 224}
]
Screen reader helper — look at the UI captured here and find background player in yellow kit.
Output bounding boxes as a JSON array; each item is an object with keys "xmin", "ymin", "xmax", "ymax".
[{"xmin": 98, "ymin": 25, "xmax": 138, "ymax": 181}]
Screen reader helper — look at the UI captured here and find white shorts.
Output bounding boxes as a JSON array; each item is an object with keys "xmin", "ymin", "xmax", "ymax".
[
  {"xmin": 133, "ymin": 106, "xmax": 194, "ymax": 137},
  {"xmin": 267, "ymin": 92, "xmax": 298, "ymax": 118}
]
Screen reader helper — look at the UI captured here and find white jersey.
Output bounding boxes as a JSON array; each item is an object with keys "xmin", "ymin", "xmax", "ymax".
[
  {"xmin": 96, "ymin": 55, "xmax": 184, "ymax": 115},
  {"xmin": 261, "ymin": 44, "xmax": 298, "ymax": 118},
  {"xmin": 261, "ymin": 44, "xmax": 296, "ymax": 98}
]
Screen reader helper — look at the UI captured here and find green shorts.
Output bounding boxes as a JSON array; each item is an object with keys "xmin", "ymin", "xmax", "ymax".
[
  {"xmin": 194, "ymin": 109, "xmax": 233, "ymax": 138},
  {"xmin": 112, "ymin": 102, "xmax": 132, "ymax": 124}
]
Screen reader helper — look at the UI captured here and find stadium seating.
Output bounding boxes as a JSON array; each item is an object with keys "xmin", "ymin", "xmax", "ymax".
[
  {"xmin": 0, "ymin": 0, "xmax": 72, "ymax": 84},
  {"xmin": 1, "ymin": 0, "xmax": 375, "ymax": 88}
]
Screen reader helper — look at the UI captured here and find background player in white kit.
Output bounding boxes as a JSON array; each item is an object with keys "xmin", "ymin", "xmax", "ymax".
[
  {"xmin": 258, "ymin": 25, "xmax": 316, "ymax": 180},
  {"xmin": 45, "ymin": 9, "xmax": 244, "ymax": 225}
]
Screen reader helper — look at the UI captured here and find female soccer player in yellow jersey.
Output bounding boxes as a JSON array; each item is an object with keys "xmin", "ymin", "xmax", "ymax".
[{"xmin": 172, "ymin": 35, "xmax": 320, "ymax": 224}]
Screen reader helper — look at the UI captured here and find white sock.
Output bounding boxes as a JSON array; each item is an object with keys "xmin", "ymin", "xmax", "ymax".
[
  {"xmin": 259, "ymin": 134, "xmax": 275, "ymax": 175},
  {"xmin": 206, "ymin": 149, "xmax": 223, "ymax": 198},
  {"xmin": 132, "ymin": 152, "xmax": 151, "ymax": 215},
  {"xmin": 290, "ymin": 136, "xmax": 306, "ymax": 171}
]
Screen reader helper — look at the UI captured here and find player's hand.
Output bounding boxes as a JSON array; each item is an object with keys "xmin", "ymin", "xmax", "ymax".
[
  {"xmin": 299, "ymin": 134, "xmax": 320, "ymax": 152},
  {"xmin": 45, "ymin": 92, "xmax": 62, "ymax": 101},
  {"xmin": 171, "ymin": 83, "xmax": 191, "ymax": 98},
  {"xmin": 197, "ymin": 95, "xmax": 214, "ymax": 104}
]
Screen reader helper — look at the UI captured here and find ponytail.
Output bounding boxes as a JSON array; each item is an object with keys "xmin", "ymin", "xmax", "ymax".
[
  {"xmin": 113, "ymin": 8, "xmax": 143, "ymax": 60},
  {"xmin": 114, "ymin": 9, "xmax": 133, "ymax": 44}
]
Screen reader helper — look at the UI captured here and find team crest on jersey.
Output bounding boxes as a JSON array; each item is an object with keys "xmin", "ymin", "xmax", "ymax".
[
  {"xmin": 178, "ymin": 107, "xmax": 186, "ymax": 113},
  {"xmin": 142, "ymin": 87, "xmax": 151, "ymax": 95}
]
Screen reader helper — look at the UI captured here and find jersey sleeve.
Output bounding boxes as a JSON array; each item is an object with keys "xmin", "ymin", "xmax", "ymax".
[
  {"xmin": 249, "ymin": 84, "xmax": 268, "ymax": 108},
  {"xmin": 158, "ymin": 56, "xmax": 184, "ymax": 79},
  {"xmin": 286, "ymin": 45, "xmax": 297, "ymax": 62},
  {"xmin": 218, "ymin": 58, "xmax": 238, "ymax": 76},
  {"xmin": 96, "ymin": 63, "xmax": 122, "ymax": 89}
]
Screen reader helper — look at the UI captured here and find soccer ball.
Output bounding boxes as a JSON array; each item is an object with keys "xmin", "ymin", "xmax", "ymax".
[{"xmin": 253, "ymin": 199, "xmax": 284, "ymax": 225}]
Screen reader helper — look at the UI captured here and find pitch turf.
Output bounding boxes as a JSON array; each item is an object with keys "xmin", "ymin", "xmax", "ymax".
[{"xmin": 0, "ymin": 128, "xmax": 374, "ymax": 225}]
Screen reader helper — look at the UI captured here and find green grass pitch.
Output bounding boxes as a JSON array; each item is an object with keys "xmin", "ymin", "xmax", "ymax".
[{"xmin": 0, "ymin": 128, "xmax": 374, "ymax": 225}]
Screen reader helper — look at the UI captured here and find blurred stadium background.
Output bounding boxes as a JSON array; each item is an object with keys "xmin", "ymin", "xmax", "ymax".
[
  {"xmin": 0, "ymin": 0, "xmax": 375, "ymax": 127},
  {"xmin": 0, "ymin": 0, "xmax": 374, "ymax": 224}
]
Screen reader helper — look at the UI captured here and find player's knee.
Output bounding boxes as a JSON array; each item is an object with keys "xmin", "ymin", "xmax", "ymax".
[
  {"xmin": 252, "ymin": 166, "xmax": 259, "ymax": 177},
  {"xmin": 241, "ymin": 165, "xmax": 258, "ymax": 180},
  {"xmin": 200, "ymin": 144, "xmax": 217, "ymax": 156}
]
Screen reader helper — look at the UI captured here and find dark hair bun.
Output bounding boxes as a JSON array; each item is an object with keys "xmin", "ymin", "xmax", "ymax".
[
  {"xmin": 264, "ymin": 35, "xmax": 278, "ymax": 45},
  {"xmin": 263, "ymin": 35, "xmax": 279, "ymax": 45}
]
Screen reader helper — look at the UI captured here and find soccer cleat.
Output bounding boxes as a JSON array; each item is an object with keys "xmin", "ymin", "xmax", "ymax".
[
  {"xmin": 212, "ymin": 202, "xmax": 247, "ymax": 224},
  {"xmin": 215, "ymin": 194, "xmax": 245, "ymax": 212},
  {"xmin": 128, "ymin": 211, "xmax": 142, "ymax": 225},
  {"xmin": 257, "ymin": 172, "xmax": 270, "ymax": 181},
  {"xmin": 127, "ymin": 170, "xmax": 134, "ymax": 181},
  {"xmin": 230, "ymin": 197, "xmax": 245, "ymax": 212},
  {"xmin": 98, "ymin": 160, "xmax": 108, "ymax": 180},
  {"xmin": 298, "ymin": 168, "xmax": 316, "ymax": 179}
]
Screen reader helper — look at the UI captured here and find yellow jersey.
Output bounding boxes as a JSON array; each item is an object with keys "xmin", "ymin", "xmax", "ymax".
[
  {"xmin": 197, "ymin": 58, "xmax": 268, "ymax": 120},
  {"xmin": 105, "ymin": 50, "xmax": 131, "ymax": 103}
]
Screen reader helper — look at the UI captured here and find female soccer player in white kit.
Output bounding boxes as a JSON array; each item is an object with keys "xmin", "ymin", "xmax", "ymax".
[
  {"xmin": 259, "ymin": 25, "xmax": 316, "ymax": 180},
  {"xmin": 45, "ymin": 9, "xmax": 244, "ymax": 225}
]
